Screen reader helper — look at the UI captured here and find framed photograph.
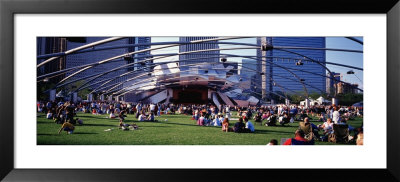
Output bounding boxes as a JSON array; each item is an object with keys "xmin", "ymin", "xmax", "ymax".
[{"xmin": 1, "ymin": 0, "xmax": 399, "ymax": 181}]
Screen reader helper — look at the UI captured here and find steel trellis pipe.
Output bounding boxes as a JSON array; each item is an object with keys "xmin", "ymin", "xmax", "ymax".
[
  {"xmin": 37, "ymin": 37, "xmax": 125, "ymax": 68},
  {"xmin": 37, "ymin": 40, "xmax": 363, "ymax": 60}
]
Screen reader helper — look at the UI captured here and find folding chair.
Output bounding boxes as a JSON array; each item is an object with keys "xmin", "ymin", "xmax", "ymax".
[{"xmin": 328, "ymin": 124, "xmax": 349, "ymax": 143}]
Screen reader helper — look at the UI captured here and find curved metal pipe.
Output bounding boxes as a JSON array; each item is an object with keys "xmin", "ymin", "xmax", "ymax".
[
  {"xmin": 37, "ymin": 37, "xmax": 124, "ymax": 68},
  {"xmin": 345, "ymin": 37, "xmax": 363, "ymax": 45},
  {"xmin": 37, "ymin": 40, "xmax": 362, "ymax": 59}
]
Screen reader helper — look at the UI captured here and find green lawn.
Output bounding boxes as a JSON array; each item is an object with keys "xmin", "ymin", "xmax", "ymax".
[{"xmin": 37, "ymin": 112, "xmax": 363, "ymax": 145}]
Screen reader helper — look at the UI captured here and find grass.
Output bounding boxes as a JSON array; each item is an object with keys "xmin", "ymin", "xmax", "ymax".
[{"xmin": 37, "ymin": 111, "xmax": 363, "ymax": 145}]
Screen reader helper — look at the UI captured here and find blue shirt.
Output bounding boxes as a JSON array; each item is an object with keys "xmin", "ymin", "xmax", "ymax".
[{"xmin": 246, "ymin": 121, "xmax": 255, "ymax": 132}]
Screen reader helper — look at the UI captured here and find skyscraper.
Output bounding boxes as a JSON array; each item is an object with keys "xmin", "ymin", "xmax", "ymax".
[
  {"xmin": 37, "ymin": 37, "xmax": 67, "ymax": 83},
  {"xmin": 257, "ymin": 37, "xmax": 326, "ymax": 97},
  {"xmin": 65, "ymin": 37, "xmax": 151, "ymax": 91},
  {"xmin": 133, "ymin": 37, "xmax": 152, "ymax": 72},
  {"xmin": 178, "ymin": 37, "xmax": 220, "ymax": 71},
  {"xmin": 326, "ymin": 72, "xmax": 341, "ymax": 94}
]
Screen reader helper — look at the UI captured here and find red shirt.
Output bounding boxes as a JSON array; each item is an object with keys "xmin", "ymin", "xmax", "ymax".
[{"xmin": 283, "ymin": 136, "xmax": 308, "ymax": 145}]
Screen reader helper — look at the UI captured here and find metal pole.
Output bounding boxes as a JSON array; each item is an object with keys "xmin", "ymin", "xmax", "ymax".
[{"xmin": 260, "ymin": 37, "xmax": 267, "ymax": 101}]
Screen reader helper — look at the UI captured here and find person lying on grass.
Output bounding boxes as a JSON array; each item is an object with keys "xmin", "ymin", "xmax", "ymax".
[
  {"xmin": 119, "ymin": 120, "xmax": 139, "ymax": 130},
  {"xmin": 58, "ymin": 121, "xmax": 75, "ymax": 134}
]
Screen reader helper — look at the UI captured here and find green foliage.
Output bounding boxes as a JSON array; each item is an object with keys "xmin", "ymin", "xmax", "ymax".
[
  {"xmin": 337, "ymin": 93, "xmax": 363, "ymax": 106},
  {"xmin": 37, "ymin": 112, "xmax": 362, "ymax": 145},
  {"xmin": 308, "ymin": 92, "xmax": 327, "ymax": 100},
  {"xmin": 37, "ymin": 82, "xmax": 55, "ymax": 101},
  {"xmin": 65, "ymin": 80, "xmax": 92, "ymax": 99},
  {"xmin": 288, "ymin": 92, "xmax": 304, "ymax": 104}
]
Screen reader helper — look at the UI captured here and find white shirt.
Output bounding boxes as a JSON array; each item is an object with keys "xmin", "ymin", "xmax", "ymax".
[
  {"xmin": 246, "ymin": 121, "xmax": 255, "ymax": 132},
  {"xmin": 322, "ymin": 122, "xmax": 333, "ymax": 132},
  {"xmin": 138, "ymin": 114, "xmax": 145, "ymax": 121},
  {"xmin": 332, "ymin": 111, "xmax": 340, "ymax": 123},
  {"xmin": 150, "ymin": 104, "xmax": 155, "ymax": 111},
  {"xmin": 213, "ymin": 118, "xmax": 221, "ymax": 126}
]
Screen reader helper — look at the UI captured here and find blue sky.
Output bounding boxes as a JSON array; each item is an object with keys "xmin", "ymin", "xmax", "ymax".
[{"xmin": 151, "ymin": 37, "xmax": 363, "ymax": 89}]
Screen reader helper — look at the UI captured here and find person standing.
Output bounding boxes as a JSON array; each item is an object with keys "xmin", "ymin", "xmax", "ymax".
[{"xmin": 332, "ymin": 107, "xmax": 341, "ymax": 124}]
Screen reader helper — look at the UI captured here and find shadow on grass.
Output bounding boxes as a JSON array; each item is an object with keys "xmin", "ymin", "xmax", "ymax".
[
  {"xmin": 37, "ymin": 133, "xmax": 58, "ymax": 136},
  {"xmin": 161, "ymin": 121, "xmax": 202, "ymax": 128},
  {"xmin": 38, "ymin": 132, "xmax": 98, "ymax": 136},
  {"xmin": 73, "ymin": 132, "xmax": 98, "ymax": 135},
  {"xmin": 78, "ymin": 115, "xmax": 112, "ymax": 120},
  {"xmin": 141, "ymin": 125, "xmax": 171, "ymax": 128},
  {"xmin": 81, "ymin": 123, "xmax": 117, "ymax": 127},
  {"xmin": 253, "ymin": 130, "xmax": 294, "ymax": 135},
  {"xmin": 37, "ymin": 121, "xmax": 55, "ymax": 124}
]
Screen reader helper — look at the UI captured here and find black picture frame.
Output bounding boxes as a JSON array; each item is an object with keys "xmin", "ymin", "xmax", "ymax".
[{"xmin": 1, "ymin": 0, "xmax": 399, "ymax": 181}]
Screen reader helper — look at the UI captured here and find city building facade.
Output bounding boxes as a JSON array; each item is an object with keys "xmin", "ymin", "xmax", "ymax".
[
  {"xmin": 66, "ymin": 37, "xmax": 151, "ymax": 93},
  {"xmin": 37, "ymin": 37, "xmax": 67, "ymax": 83},
  {"xmin": 178, "ymin": 37, "xmax": 220, "ymax": 71},
  {"xmin": 257, "ymin": 37, "xmax": 327, "ymax": 98}
]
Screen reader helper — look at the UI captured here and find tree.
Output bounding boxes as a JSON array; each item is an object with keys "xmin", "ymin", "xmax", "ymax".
[
  {"xmin": 289, "ymin": 93, "xmax": 304, "ymax": 104},
  {"xmin": 37, "ymin": 82, "xmax": 55, "ymax": 101},
  {"xmin": 336, "ymin": 93, "xmax": 363, "ymax": 106},
  {"xmin": 308, "ymin": 92, "xmax": 327, "ymax": 100}
]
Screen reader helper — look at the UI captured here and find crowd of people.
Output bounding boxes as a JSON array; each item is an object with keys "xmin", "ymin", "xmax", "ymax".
[{"xmin": 37, "ymin": 99, "xmax": 363, "ymax": 145}]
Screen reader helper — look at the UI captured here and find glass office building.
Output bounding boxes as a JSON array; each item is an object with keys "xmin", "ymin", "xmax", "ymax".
[
  {"xmin": 66, "ymin": 37, "xmax": 151, "ymax": 90},
  {"xmin": 179, "ymin": 37, "xmax": 220, "ymax": 72},
  {"xmin": 257, "ymin": 37, "xmax": 326, "ymax": 95}
]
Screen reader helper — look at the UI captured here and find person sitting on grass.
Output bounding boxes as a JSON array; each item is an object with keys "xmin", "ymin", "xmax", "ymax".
[
  {"xmin": 265, "ymin": 114, "xmax": 277, "ymax": 126},
  {"xmin": 318, "ymin": 118, "xmax": 334, "ymax": 141},
  {"xmin": 279, "ymin": 113, "xmax": 290, "ymax": 126},
  {"xmin": 303, "ymin": 117, "xmax": 320, "ymax": 139},
  {"xmin": 146, "ymin": 112, "xmax": 156, "ymax": 122},
  {"xmin": 212, "ymin": 114, "xmax": 223, "ymax": 126},
  {"xmin": 222, "ymin": 118, "xmax": 232, "ymax": 132},
  {"xmin": 109, "ymin": 110, "xmax": 116, "ymax": 119},
  {"xmin": 197, "ymin": 113, "xmax": 205, "ymax": 126},
  {"xmin": 119, "ymin": 110, "xmax": 127, "ymax": 122},
  {"xmin": 299, "ymin": 110, "xmax": 309, "ymax": 121},
  {"xmin": 253, "ymin": 112, "xmax": 262, "ymax": 125},
  {"xmin": 283, "ymin": 129, "xmax": 315, "ymax": 145},
  {"xmin": 356, "ymin": 128, "xmax": 363, "ymax": 145},
  {"xmin": 267, "ymin": 139, "xmax": 278, "ymax": 145},
  {"xmin": 233, "ymin": 117, "xmax": 246, "ymax": 133},
  {"xmin": 317, "ymin": 114, "xmax": 326, "ymax": 122},
  {"xmin": 58, "ymin": 121, "xmax": 75, "ymax": 134},
  {"xmin": 138, "ymin": 111, "xmax": 146, "ymax": 121},
  {"xmin": 244, "ymin": 117, "xmax": 255, "ymax": 133},
  {"xmin": 75, "ymin": 118, "xmax": 83, "ymax": 125},
  {"xmin": 337, "ymin": 119, "xmax": 355, "ymax": 133},
  {"xmin": 46, "ymin": 110, "xmax": 53, "ymax": 119}
]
